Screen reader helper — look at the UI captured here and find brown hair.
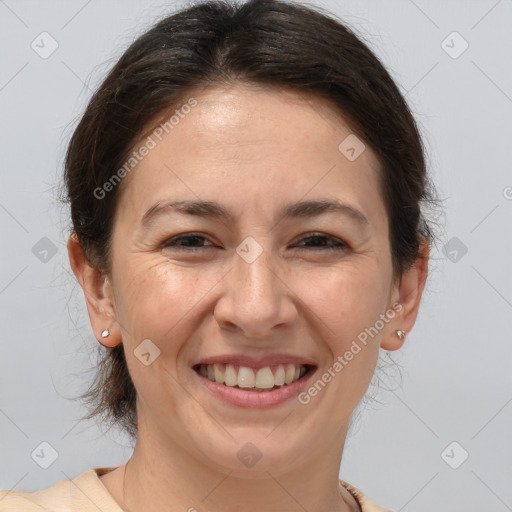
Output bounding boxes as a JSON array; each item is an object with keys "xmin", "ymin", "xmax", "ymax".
[{"xmin": 63, "ymin": 0, "xmax": 438, "ymax": 442}]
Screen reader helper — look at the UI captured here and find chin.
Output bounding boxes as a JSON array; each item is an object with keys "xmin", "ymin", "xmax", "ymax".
[{"xmin": 199, "ymin": 440, "xmax": 301, "ymax": 479}]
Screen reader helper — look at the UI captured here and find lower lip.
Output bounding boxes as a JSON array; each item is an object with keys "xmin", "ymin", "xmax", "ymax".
[{"xmin": 192, "ymin": 367, "xmax": 316, "ymax": 408}]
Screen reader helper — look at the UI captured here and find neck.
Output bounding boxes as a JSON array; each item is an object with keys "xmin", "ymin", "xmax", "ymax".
[{"xmin": 113, "ymin": 419, "xmax": 358, "ymax": 512}]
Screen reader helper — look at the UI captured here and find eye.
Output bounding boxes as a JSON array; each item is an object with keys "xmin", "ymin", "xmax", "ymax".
[
  {"xmin": 294, "ymin": 233, "xmax": 348, "ymax": 251},
  {"xmin": 161, "ymin": 233, "xmax": 215, "ymax": 252},
  {"xmin": 161, "ymin": 232, "xmax": 348, "ymax": 253}
]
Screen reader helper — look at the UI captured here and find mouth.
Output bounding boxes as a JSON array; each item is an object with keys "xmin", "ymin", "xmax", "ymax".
[{"xmin": 192, "ymin": 363, "xmax": 316, "ymax": 392}]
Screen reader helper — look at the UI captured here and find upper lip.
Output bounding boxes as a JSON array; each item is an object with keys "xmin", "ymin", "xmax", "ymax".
[{"xmin": 191, "ymin": 353, "xmax": 317, "ymax": 368}]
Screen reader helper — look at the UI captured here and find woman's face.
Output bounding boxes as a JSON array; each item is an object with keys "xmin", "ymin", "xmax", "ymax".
[{"xmin": 79, "ymin": 82, "xmax": 424, "ymax": 477}]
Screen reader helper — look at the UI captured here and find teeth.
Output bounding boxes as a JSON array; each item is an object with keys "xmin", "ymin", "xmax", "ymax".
[
  {"xmin": 198, "ymin": 363, "xmax": 308, "ymax": 390},
  {"xmin": 213, "ymin": 363, "xmax": 224, "ymax": 384},
  {"xmin": 255, "ymin": 367, "xmax": 274, "ymax": 389},
  {"xmin": 238, "ymin": 366, "xmax": 255, "ymax": 388},
  {"xmin": 224, "ymin": 364, "xmax": 237, "ymax": 386},
  {"xmin": 285, "ymin": 364, "xmax": 295, "ymax": 384},
  {"xmin": 274, "ymin": 365, "xmax": 285, "ymax": 386}
]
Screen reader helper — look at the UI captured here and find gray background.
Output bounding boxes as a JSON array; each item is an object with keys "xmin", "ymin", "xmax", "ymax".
[{"xmin": 1, "ymin": 1, "xmax": 511, "ymax": 511}]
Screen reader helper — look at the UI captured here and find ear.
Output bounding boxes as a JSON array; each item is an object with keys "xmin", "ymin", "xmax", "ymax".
[
  {"xmin": 380, "ymin": 238, "xmax": 430, "ymax": 351},
  {"xmin": 67, "ymin": 233, "xmax": 122, "ymax": 348}
]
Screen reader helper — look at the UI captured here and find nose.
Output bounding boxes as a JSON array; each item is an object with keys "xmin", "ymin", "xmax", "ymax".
[{"xmin": 213, "ymin": 243, "xmax": 297, "ymax": 339}]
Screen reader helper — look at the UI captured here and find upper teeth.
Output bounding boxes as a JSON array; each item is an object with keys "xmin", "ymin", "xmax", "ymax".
[{"xmin": 197, "ymin": 363, "xmax": 307, "ymax": 389}]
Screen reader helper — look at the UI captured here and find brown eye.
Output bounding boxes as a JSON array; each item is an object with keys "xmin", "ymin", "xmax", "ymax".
[
  {"xmin": 294, "ymin": 234, "xmax": 348, "ymax": 251},
  {"xmin": 162, "ymin": 233, "xmax": 214, "ymax": 252}
]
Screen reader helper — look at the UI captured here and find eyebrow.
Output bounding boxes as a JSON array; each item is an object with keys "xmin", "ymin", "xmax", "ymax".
[{"xmin": 140, "ymin": 198, "xmax": 369, "ymax": 227}]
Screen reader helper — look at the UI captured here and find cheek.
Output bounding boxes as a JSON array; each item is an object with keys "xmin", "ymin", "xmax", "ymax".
[
  {"xmin": 117, "ymin": 252, "xmax": 391, "ymax": 345},
  {"xmin": 114, "ymin": 259, "xmax": 214, "ymax": 405},
  {"xmin": 311, "ymin": 270, "xmax": 386, "ymax": 381},
  {"xmin": 115, "ymin": 256, "xmax": 219, "ymax": 344},
  {"xmin": 302, "ymin": 262, "xmax": 391, "ymax": 336}
]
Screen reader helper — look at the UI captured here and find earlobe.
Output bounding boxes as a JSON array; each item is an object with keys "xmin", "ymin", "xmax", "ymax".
[
  {"xmin": 67, "ymin": 233, "xmax": 122, "ymax": 348},
  {"xmin": 380, "ymin": 304, "xmax": 408, "ymax": 351},
  {"xmin": 380, "ymin": 239, "xmax": 429, "ymax": 351},
  {"xmin": 396, "ymin": 329, "xmax": 406, "ymax": 341},
  {"xmin": 380, "ymin": 327, "xmax": 407, "ymax": 351}
]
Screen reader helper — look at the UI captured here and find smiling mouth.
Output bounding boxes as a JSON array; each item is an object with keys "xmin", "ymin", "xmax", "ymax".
[{"xmin": 193, "ymin": 363, "xmax": 316, "ymax": 391}]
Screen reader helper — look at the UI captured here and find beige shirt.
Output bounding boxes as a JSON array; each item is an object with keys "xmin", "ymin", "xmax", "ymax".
[{"xmin": 0, "ymin": 467, "xmax": 393, "ymax": 512}]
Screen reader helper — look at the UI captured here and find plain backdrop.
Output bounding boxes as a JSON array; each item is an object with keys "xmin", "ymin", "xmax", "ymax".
[{"xmin": 1, "ymin": 1, "xmax": 511, "ymax": 511}]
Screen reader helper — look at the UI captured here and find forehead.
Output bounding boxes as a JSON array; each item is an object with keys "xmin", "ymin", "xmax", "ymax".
[{"xmin": 116, "ymin": 82, "xmax": 385, "ymax": 226}]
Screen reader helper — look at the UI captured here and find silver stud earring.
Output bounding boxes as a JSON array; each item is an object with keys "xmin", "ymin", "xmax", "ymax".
[
  {"xmin": 101, "ymin": 329, "xmax": 110, "ymax": 338},
  {"xmin": 396, "ymin": 329, "xmax": 406, "ymax": 340}
]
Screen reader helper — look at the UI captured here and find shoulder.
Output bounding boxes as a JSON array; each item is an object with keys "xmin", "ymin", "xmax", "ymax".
[
  {"xmin": 340, "ymin": 479, "xmax": 396, "ymax": 512},
  {"xmin": 0, "ymin": 467, "xmax": 122, "ymax": 512},
  {"xmin": 0, "ymin": 488, "xmax": 49, "ymax": 511}
]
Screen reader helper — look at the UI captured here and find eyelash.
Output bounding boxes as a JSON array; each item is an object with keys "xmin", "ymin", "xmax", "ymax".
[{"xmin": 161, "ymin": 232, "xmax": 348, "ymax": 252}]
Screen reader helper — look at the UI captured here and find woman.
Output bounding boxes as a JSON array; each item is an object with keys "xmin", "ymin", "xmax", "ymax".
[{"xmin": 0, "ymin": 0, "xmax": 435, "ymax": 510}]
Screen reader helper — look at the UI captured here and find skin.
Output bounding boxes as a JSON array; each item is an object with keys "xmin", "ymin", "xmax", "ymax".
[{"xmin": 68, "ymin": 82, "xmax": 429, "ymax": 512}]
